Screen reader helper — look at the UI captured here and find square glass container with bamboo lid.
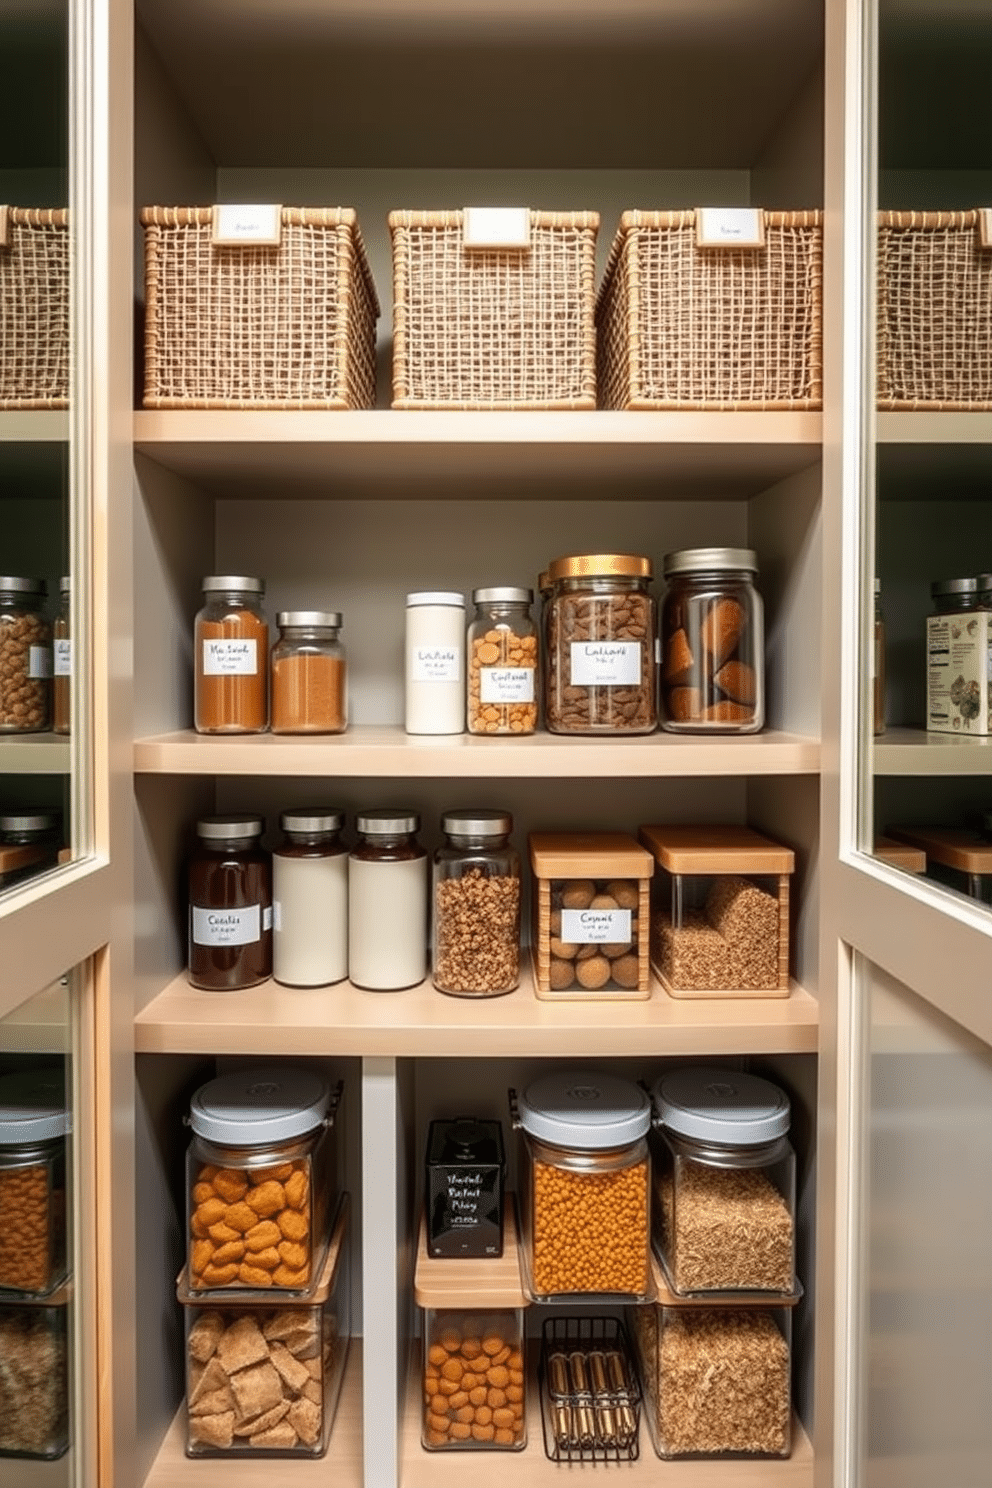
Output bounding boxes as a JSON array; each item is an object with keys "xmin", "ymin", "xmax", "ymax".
[{"xmin": 639, "ymin": 825, "xmax": 794, "ymax": 998}]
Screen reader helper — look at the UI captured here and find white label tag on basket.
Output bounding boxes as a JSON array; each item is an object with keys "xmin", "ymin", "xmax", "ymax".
[
  {"xmin": 980, "ymin": 209, "xmax": 992, "ymax": 249},
  {"xmin": 0, "ymin": 207, "xmax": 9, "ymax": 249},
  {"xmin": 463, "ymin": 207, "xmax": 531, "ymax": 249},
  {"xmin": 696, "ymin": 207, "xmax": 765, "ymax": 249},
  {"xmin": 212, "ymin": 204, "xmax": 282, "ymax": 246}
]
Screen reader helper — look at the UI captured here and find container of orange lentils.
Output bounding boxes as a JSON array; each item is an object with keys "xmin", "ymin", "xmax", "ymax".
[{"xmin": 511, "ymin": 1070, "xmax": 654, "ymax": 1304}]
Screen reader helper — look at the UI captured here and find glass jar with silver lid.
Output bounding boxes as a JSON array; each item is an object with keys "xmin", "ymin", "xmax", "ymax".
[
  {"xmin": 0, "ymin": 577, "xmax": 52, "ymax": 733},
  {"xmin": 432, "ymin": 809, "xmax": 521, "ymax": 996},
  {"xmin": 467, "ymin": 587, "xmax": 538, "ymax": 735},
  {"xmin": 660, "ymin": 547, "xmax": 764, "ymax": 734},
  {"xmin": 271, "ymin": 611, "xmax": 347, "ymax": 734},
  {"xmin": 0, "ymin": 810, "xmax": 62, "ymax": 889}
]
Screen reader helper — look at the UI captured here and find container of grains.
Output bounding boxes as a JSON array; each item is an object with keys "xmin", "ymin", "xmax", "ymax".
[
  {"xmin": 0, "ymin": 1068, "xmax": 69, "ymax": 1297},
  {"xmin": 433, "ymin": 810, "xmax": 521, "ymax": 997},
  {"xmin": 270, "ymin": 612, "xmax": 347, "ymax": 734},
  {"xmin": 53, "ymin": 577, "xmax": 71, "ymax": 734},
  {"xmin": 0, "ymin": 578, "xmax": 51, "ymax": 733},
  {"xmin": 185, "ymin": 1067, "xmax": 341, "ymax": 1294},
  {"xmin": 639, "ymin": 824, "xmax": 794, "ymax": 997},
  {"xmin": 0, "ymin": 811, "xmax": 63, "ymax": 891},
  {"xmin": 194, "ymin": 576, "xmax": 268, "ymax": 734},
  {"xmin": 660, "ymin": 548, "xmax": 764, "ymax": 732},
  {"xmin": 649, "ymin": 1066, "xmax": 796, "ymax": 1297},
  {"xmin": 422, "ymin": 1308, "xmax": 527, "ymax": 1450},
  {"xmin": 512, "ymin": 1070, "xmax": 653, "ymax": 1302},
  {"xmin": 529, "ymin": 832, "xmax": 653, "ymax": 999},
  {"xmin": 187, "ymin": 816, "xmax": 272, "ymax": 991},
  {"xmin": 0, "ymin": 1292, "xmax": 70, "ymax": 1459},
  {"xmin": 545, "ymin": 554, "xmax": 656, "ymax": 734},
  {"xmin": 467, "ymin": 588, "xmax": 538, "ymax": 735},
  {"xmin": 180, "ymin": 1195, "xmax": 350, "ymax": 1457}
]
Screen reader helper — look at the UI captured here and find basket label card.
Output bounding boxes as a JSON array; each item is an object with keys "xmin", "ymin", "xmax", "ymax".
[
  {"xmin": 980, "ymin": 208, "xmax": 992, "ymax": 249},
  {"xmin": 0, "ymin": 206, "xmax": 8, "ymax": 249},
  {"xmin": 463, "ymin": 207, "xmax": 531, "ymax": 249},
  {"xmin": 696, "ymin": 207, "xmax": 765, "ymax": 249},
  {"xmin": 212, "ymin": 204, "xmax": 282, "ymax": 246}
]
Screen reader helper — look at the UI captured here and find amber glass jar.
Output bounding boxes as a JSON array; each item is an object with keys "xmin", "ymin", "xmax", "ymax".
[
  {"xmin": 660, "ymin": 548, "xmax": 764, "ymax": 733},
  {"xmin": 187, "ymin": 815, "xmax": 272, "ymax": 990},
  {"xmin": 545, "ymin": 555, "xmax": 656, "ymax": 735}
]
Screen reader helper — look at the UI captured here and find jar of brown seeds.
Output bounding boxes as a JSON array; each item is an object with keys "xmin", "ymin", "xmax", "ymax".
[{"xmin": 432, "ymin": 810, "xmax": 521, "ymax": 997}]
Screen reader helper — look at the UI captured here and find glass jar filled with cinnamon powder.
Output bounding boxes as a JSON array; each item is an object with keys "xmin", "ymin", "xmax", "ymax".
[
  {"xmin": 194, "ymin": 576, "xmax": 268, "ymax": 734},
  {"xmin": 270, "ymin": 611, "xmax": 347, "ymax": 734}
]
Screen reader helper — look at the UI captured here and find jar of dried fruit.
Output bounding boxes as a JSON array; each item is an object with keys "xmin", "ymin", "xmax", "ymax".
[
  {"xmin": 432, "ymin": 810, "xmax": 521, "ymax": 997},
  {"xmin": 545, "ymin": 555, "xmax": 656, "ymax": 734},
  {"xmin": 467, "ymin": 588, "xmax": 537, "ymax": 735},
  {"xmin": 660, "ymin": 548, "xmax": 764, "ymax": 733},
  {"xmin": 0, "ymin": 1068, "xmax": 69, "ymax": 1297},
  {"xmin": 0, "ymin": 578, "xmax": 52, "ymax": 733}
]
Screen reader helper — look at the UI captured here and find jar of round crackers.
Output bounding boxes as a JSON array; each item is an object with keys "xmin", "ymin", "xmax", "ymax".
[
  {"xmin": 467, "ymin": 588, "xmax": 537, "ymax": 735},
  {"xmin": 545, "ymin": 555, "xmax": 656, "ymax": 735},
  {"xmin": 660, "ymin": 548, "xmax": 764, "ymax": 732},
  {"xmin": 186, "ymin": 1067, "xmax": 341, "ymax": 1295}
]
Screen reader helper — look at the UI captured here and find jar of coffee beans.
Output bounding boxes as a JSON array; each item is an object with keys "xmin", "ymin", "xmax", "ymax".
[{"xmin": 545, "ymin": 555, "xmax": 656, "ymax": 735}]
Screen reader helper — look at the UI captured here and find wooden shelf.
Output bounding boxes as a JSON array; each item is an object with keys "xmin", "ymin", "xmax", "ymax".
[
  {"xmin": 133, "ymin": 410, "xmax": 821, "ymax": 501},
  {"xmin": 414, "ymin": 1201, "xmax": 527, "ymax": 1311},
  {"xmin": 0, "ymin": 734, "xmax": 71, "ymax": 775},
  {"xmin": 133, "ymin": 727, "xmax": 820, "ymax": 779},
  {"xmin": 873, "ymin": 727, "xmax": 992, "ymax": 776},
  {"xmin": 877, "ymin": 411, "xmax": 992, "ymax": 446},
  {"xmin": 0, "ymin": 412, "xmax": 69, "ymax": 444},
  {"xmin": 134, "ymin": 968, "xmax": 818, "ymax": 1058},
  {"xmin": 877, "ymin": 413, "xmax": 992, "ymax": 499},
  {"xmin": 141, "ymin": 1343, "xmax": 363, "ymax": 1488}
]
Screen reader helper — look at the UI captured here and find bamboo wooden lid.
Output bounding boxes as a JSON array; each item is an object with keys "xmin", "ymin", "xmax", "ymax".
[
  {"xmin": 638, "ymin": 823, "xmax": 794, "ymax": 876},
  {"xmin": 886, "ymin": 826, "xmax": 992, "ymax": 875},
  {"xmin": 874, "ymin": 836, "xmax": 926, "ymax": 873},
  {"xmin": 529, "ymin": 831, "xmax": 653, "ymax": 879}
]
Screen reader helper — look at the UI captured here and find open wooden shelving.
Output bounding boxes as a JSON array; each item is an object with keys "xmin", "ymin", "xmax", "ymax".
[
  {"xmin": 0, "ymin": 733, "xmax": 71, "ymax": 775},
  {"xmin": 873, "ymin": 727, "xmax": 992, "ymax": 776}
]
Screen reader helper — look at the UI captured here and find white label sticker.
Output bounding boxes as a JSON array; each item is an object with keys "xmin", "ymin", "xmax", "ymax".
[
  {"xmin": 480, "ymin": 666, "xmax": 535, "ymax": 704},
  {"xmin": 192, "ymin": 904, "xmax": 261, "ymax": 947},
  {"xmin": 561, "ymin": 908, "xmax": 633, "ymax": 944},
  {"xmin": 463, "ymin": 207, "xmax": 531, "ymax": 249},
  {"xmin": 980, "ymin": 208, "xmax": 992, "ymax": 249},
  {"xmin": 54, "ymin": 638, "xmax": 72, "ymax": 677},
  {"xmin": 696, "ymin": 207, "xmax": 765, "ymax": 249},
  {"xmin": 412, "ymin": 646, "xmax": 461, "ymax": 684},
  {"xmin": 569, "ymin": 641, "xmax": 641, "ymax": 687},
  {"xmin": 263, "ymin": 905, "xmax": 273, "ymax": 932},
  {"xmin": 0, "ymin": 206, "xmax": 9, "ymax": 250},
  {"xmin": 213, "ymin": 203, "xmax": 282, "ymax": 246},
  {"xmin": 203, "ymin": 638, "xmax": 258, "ymax": 676},
  {"xmin": 28, "ymin": 645, "xmax": 52, "ymax": 679},
  {"xmin": 273, "ymin": 900, "xmax": 282, "ymax": 932}
]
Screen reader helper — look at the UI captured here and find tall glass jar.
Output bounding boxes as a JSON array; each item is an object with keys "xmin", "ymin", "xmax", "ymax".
[
  {"xmin": 545, "ymin": 555, "xmax": 656, "ymax": 735},
  {"xmin": 271, "ymin": 611, "xmax": 347, "ymax": 734},
  {"xmin": 432, "ymin": 809, "xmax": 521, "ymax": 996},
  {"xmin": 273, "ymin": 809, "xmax": 348, "ymax": 987},
  {"xmin": 348, "ymin": 810, "xmax": 428, "ymax": 990},
  {"xmin": 467, "ymin": 588, "xmax": 538, "ymax": 735},
  {"xmin": 52, "ymin": 577, "xmax": 70, "ymax": 735},
  {"xmin": 187, "ymin": 815, "xmax": 272, "ymax": 990},
  {"xmin": 0, "ymin": 578, "xmax": 51, "ymax": 733},
  {"xmin": 0, "ymin": 1068, "xmax": 69, "ymax": 1296},
  {"xmin": 873, "ymin": 578, "xmax": 886, "ymax": 736},
  {"xmin": 660, "ymin": 548, "xmax": 764, "ymax": 733},
  {"xmin": 194, "ymin": 576, "xmax": 268, "ymax": 734},
  {"xmin": 0, "ymin": 811, "xmax": 62, "ymax": 890}
]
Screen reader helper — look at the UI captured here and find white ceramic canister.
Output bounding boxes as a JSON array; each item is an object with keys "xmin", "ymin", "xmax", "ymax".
[
  {"xmin": 405, "ymin": 591, "xmax": 466, "ymax": 735},
  {"xmin": 348, "ymin": 809, "xmax": 428, "ymax": 989},
  {"xmin": 272, "ymin": 808, "xmax": 349, "ymax": 987}
]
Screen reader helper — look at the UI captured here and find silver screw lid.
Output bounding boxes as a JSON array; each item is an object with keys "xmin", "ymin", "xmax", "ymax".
[
  {"xmin": 517, "ymin": 1069, "xmax": 651, "ymax": 1149},
  {"xmin": 472, "ymin": 587, "xmax": 533, "ymax": 605},
  {"xmin": 931, "ymin": 577, "xmax": 978, "ymax": 596},
  {"xmin": 0, "ymin": 577, "xmax": 46, "ymax": 596},
  {"xmin": 195, "ymin": 814, "xmax": 264, "ymax": 841},
  {"xmin": 442, "ymin": 808, "xmax": 513, "ymax": 836},
  {"xmin": 280, "ymin": 808, "xmax": 345, "ymax": 834},
  {"xmin": 652, "ymin": 1066, "xmax": 791, "ymax": 1145},
  {"xmin": 201, "ymin": 575, "xmax": 265, "ymax": 595},
  {"xmin": 663, "ymin": 547, "xmax": 759, "ymax": 577},
  {"xmin": 190, "ymin": 1066, "xmax": 330, "ymax": 1145},
  {"xmin": 356, "ymin": 808, "xmax": 420, "ymax": 835},
  {"xmin": 0, "ymin": 811, "xmax": 59, "ymax": 835},
  {"xmin": 276, "ymin": 611, "xmax": 343, "ymax": 629}
]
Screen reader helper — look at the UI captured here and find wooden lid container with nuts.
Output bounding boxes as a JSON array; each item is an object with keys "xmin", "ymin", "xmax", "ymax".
[{"xmin": 528, "ymin": 832, "xmax": 653, "ymax": 1001}]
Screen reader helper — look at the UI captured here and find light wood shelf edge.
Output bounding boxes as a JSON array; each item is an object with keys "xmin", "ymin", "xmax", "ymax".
[
  {"xmin": 0, "ymin": 412, "xmax": 69, "ymax": 443},
  {"xmin": 414, "ymin": 1200, "xmax": 527, "ymax": 1310},
  {"xmin": 0, "ymin": 734, "xmax": 72, "ymax": 774}
]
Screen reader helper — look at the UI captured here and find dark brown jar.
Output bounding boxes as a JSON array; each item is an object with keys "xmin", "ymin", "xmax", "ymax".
[{"xmin": 187, "ymin": 815, "xmax": 272, "ymax": 990}]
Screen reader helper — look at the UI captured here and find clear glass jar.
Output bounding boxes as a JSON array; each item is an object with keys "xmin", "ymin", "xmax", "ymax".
[
  {"xmin": 194, "ymin": 576, "xmax": 268, "ymax": 734},
  {"xmin": 187, "ymin": 815, "xmax": 272, "ymax": 991},
  {"xmin": 0, "ymin": 1069, "xmax": 69, "ymax": 1296},
  {"xmin": 0, "ymin": 811, "xmax": 62, "ymax": 890},
  {"xmin": 0, "ymin": 577, "xmax": 51, "ymax": 733},
  {"xmin": 545, "ymin": 555, "xmax": 656, "ymax": 735},
  {"xmin": 512, "ymin": 1070, "xmax": 652, "ymax": 1302},
  {"xmin": 467, "ymin": 588, "xmax": 538, "ymax": 735},
  {"xmin": 873, "ymin": 577, "xmax": 885, "ymax": 736},
  {"xmin": 273, "ymin": 809, "xmax": 348, "ymax": 987},
  {"xmin": 270, "ymin": 611, "xmax": 347, "ymax": 734},
  {"xmin": 185, "ymin": 1067, "xmax": 341, "ymax": 1294},
  {"xmin": 433, "ymin": 810, "xmax": 521, "ymax": 997},
  {"xmin": 348, "ymin": 810, "xmax": 428, "ymax": 990},
  {"xmin": 0, "ymin": 1297, "xmax": 70, "ymax": 1459},
  {"xmin": 661, "ymin": 548, "xmax": 764, "ymax": 732},
  {"xmin": 931, "ymin": 576, "xmax": 979, "ymax": 613},
  {"xmin": 422, "ymin": 1307, "xmax": 526, "ymax": 1451},
  {"xmin": 52, "ymin": 576, "xmax": 70, "ymax": 735},
  {"xmin": 649, "ymin": 1067, "xmax": 796, "ymax": 1297}
]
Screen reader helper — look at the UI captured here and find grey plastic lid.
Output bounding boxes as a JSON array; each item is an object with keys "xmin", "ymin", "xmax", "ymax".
[
  {"xmin": 0, "ymin": 811, "xmax": 59, "ymax": 835},
  {"xmin": 60, "ymin": 576, "xmax": 71, "ymax": 594},
  {"xmin": 276, "ymin": 611, "xmax": 342, "ymax": 629},
  {"xmin": 0, "ymin": 576, "xmax": 46, "ymax": 596},
  {"xmin": 663, "ymin": 547, "xmax": 759, "ymax": 577},
  {"xmin": 195, "ymin": 814, "xmax": 264, "ymax": 841},
  {"xmin": 442, "ymin": 808, "xmax": 512, "ymax": 837},
  {"xmin": 190, "ymin": 1066, "xmax": 330, "ymax": 1145},
  {"xmin": 406, "ymin": 591, "xmax": 465, "ymax": 608},
  {"xmin": 280, "ymin": 808, "xmax": 345, "ymax": 834},
  {"xmin": 201, "ymin": 575, "xmax": 265, "ymax": 595},
  {"xmin": 931, "ymin": 577, "xmax": 977, "ymax": 596},
  {"xmin": 518, "ymin": 1070, "xmax": 651, "ymax": 1149},
  {"xmin": 356, "ymin": 808, "xmax": 420, "ymax": 835},
  {"xmin": 472, "ymin": 587, "xmax": 533, "ymax": 605},
  {"xmin": 0, "ymin": 1069, "xmax": 70, "ymax": 1144},
  {"xmin": 652, "ymin": 1067, "xmax": 790, "ymax": 1145}
]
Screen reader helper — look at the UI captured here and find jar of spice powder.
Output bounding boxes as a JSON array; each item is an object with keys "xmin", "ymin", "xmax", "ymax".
[
  {"xmin": 271, "ymin": 612, "xmax": 347, "ymax": 734},
  {"xmin": 194, "ymin": 576, "xmax": 268, "ymax": 734}
]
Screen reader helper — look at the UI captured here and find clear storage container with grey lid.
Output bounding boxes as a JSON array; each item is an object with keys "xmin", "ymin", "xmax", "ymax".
[
  {"xmin": 511, "ymin": 1069, "xmax": 652, "ymax": 1302},
  {"xmin": 185, "ymin": 1066, "xmax": 341, "ymax": 1294},
  {"xmin": 650, "ymin": 1066, "xmax": 796, "ymax": 1297},
  {"xmin": 0, "ymin": 1068, "xmax": 70, "ymax": 1297},
  {"xmin": 660, "ymin": 548, "xmax": 764, "ymax": 733}
]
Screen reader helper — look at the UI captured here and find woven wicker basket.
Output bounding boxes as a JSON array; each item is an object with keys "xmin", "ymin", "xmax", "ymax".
[
  {"xmin": 141, "ymin": 206, "xmax": 379, "ymax": 410},
  {"xmin": 0, "ymin": 208, "xmax": 69, "ymax": 410},
  {"xmin": 388, "ymin": 209, "xmax": 599, "ymax": 410},
  {"xmin": 596, "ymin": 209, "xmax": 823, "ymax": 411},
  {"xmin": 878, "ymin": 210, "xmax": 992, "ymax": 410}
]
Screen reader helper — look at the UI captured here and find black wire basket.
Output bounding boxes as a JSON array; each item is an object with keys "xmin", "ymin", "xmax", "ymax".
[{"xmin": 539, "ymin": 1316, "xmax": 641, "ymax": 1465}]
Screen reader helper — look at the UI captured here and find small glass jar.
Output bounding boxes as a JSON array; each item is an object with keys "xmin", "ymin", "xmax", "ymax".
[
  {"xmin": 545, "ymin": 555, "xmax": 656, "ymax": 735},
  {"xmin": 467, "ymin": 588, "xmax": 538, "ymax": 736},
  {"xmin": 348, "ymin": 810, "xmax": 428, "ymax": 990},
  {"xmin": 650, "ymin": 1067, "xmax": 796, "ymax": 1297},
  {"xmin": 0, "ymin": 1297, "xmax": 70, "ymax": 1459},
  {"xmin": 931, "ymin": 576, "xmax": 979, "ymax": 614},
  {"xmin": 873, "ymin": 577, "xmax": 885, "ymax": 736},
  {"xmin": 52, "ymin": 577, "xmax": 70, "ymax": 735},
  {"xmin": 0, "ymin": 1069, "xmax": 69, "ymax": 1296},
  {"xmin": 0, "ymin": 811, "xmax": 62, "ymax": 890},
  {"xmin": 661, "ymin": 548, "xmax": 764, "ymax": 732},
  {"xmin": 405, "ymin": 591, "xmax": 466, "ymax": 735},
  {"xmin": 187, "ymin": 815, "xmax": 272, "ymax": 991},
  {"xmin": 433, "ymin": 809, "xmax": 521, "ymax": 997},
  {"xmin": 512, "ymin": 1070, "xmax": 652, "ymax": 1302},
  {"xmin": 271, "ymin": 612, "xmax": 347, "ymax": 735},
  {"xmin": 194, "ymin": 576, "xmax": 268, "ymax": 734},
  {"xmin": 185, "ymin": 1066, "xmax": 341, "ymax": 1294},
  {"xmin": 0, "ymin": 577, "xmax": 51, "ymax": 733},
  {"xmin": 273, "ymin": 809, "xmax": 348, "ymax": 988},
  {"xmin": 422, "ymin": 1307, "xmax": 526, "ymax": 1451}
]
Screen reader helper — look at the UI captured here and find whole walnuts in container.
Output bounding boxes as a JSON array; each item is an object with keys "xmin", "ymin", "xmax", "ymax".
[
  {"xmin": 660, "ymin": 548, "xmax": 764, "ymax": 732},
  {"xmin": 0, "ymin": 578, "xmax": 52, "ymax": 733}
]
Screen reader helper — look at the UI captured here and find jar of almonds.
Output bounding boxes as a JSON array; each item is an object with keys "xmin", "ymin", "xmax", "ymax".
[
  {"xmin": 0, "ymin": 578, "xmax": 52, "ymax": 733},
  {"xmin": 467, "ymin": 588, "xmax": 538, "ymax": 735},
  {"xmin": 660, "ymin": 548, "xmax": 764, "ymax": 733},
  {"xmin": 545, "ymin": 556, "xmax": 656, "ymax": 735}
]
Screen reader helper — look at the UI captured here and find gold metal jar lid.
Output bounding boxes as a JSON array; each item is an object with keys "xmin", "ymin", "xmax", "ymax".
[{"xmin": 547, "ymin": 554, "xmax": 653, "ymax": 582}]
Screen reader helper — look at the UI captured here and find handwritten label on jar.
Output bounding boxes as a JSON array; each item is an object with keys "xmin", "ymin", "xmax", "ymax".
[
  {"xmin": 28, "ymin": 646, "xmax": 52, "ymax": 679},
  {"xmin": 561, "ymin": 908, "xmax": 632, "ymax": 943},
  {"xmin": 202, "ymin": 638, "xmax": 258, "ymax": 676},
  {"xmin": 54, "ymin": 640, "xmax": 72, "ymax": 676},
  {"xmin": 447, "ymin": 1171, "xmax": 484, "ymax": 1226},
  {"xmin": 411, "ymin": 646, "xmax": 461, "ymax": 683},
  {"xmin": 569, "ymin": 641, "xmax": 641, "ymax": 686},
  {"xmin": 480, "ymin": 666, "xmax": 535, "ymax": 704},
  {"xmin": 191, "ymin": 905, "xmax": 261, "ymax": 946}
]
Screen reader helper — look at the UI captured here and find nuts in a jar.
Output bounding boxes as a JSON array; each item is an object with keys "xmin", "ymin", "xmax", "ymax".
[
  {"xmin": 0, "ymin": 1164, "xmax": 55, "ymax": 1292},
  {"xmin": 468, "ymin": 629, "xmax": 538, "ymax": 735},
  {"xmin": 423, "ymin": 1315, "xmax": 525, "ymax": 1448},
  {"xmin": 531, "ymin": 1156, "xmax": 649, "ymax": 1296},
  {"xmin": 545, "ymin": 563, "xmax": 656, "ymax": 734},
  {"xmin": 190, "ymin": 1160, "xmax": 313, "ymax": 1290},
  {"xmin": 434, "ymin": 869, "xmax": 520, "ymax": 994},
  {"xmin": 0, "ymin": 610, "xmax": 51, "ymax": 732}
]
